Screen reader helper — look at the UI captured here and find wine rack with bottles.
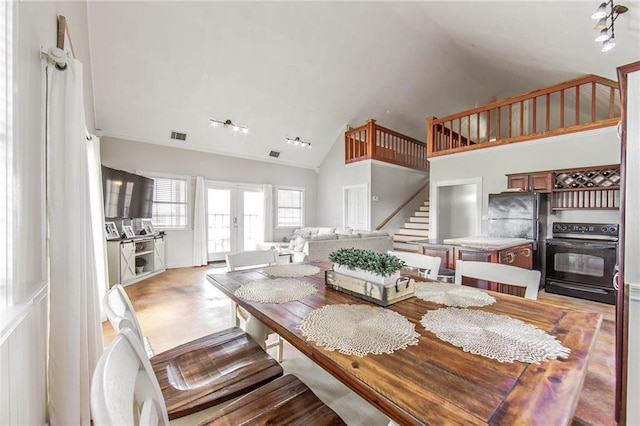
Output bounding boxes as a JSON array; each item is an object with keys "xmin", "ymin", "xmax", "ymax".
[{"xmin": 551, "ymin": 164, "xmax": 620, "ymax": 210}]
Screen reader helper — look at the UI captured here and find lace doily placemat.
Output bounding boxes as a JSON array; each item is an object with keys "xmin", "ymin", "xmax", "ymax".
[
  {"xmin": 264, "ymin": 264, "xmax": 321, "ymax": 278},
  {"xmin": 420, "ymin": 307, "xmax": 570, "ymax": 364},
  {"xmin": 298, "ymin": 304, "xmax": 419, "ymax": 357},
  {"xmin": 234, "ymin": 278, "xmax": 318, "ymax": 304},
  {"xmin": 415, "ymin": 282, "xmax": 496, "ymax": 307}
]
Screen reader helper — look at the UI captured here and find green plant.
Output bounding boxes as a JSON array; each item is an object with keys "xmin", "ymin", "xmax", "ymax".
[
  {"xmin": 135, "ymin": 257, "xmax": 147, "ymax": 268},
  {"xmin": 328, "ymin": 248, "xmax": 405, "ymax": 277}
]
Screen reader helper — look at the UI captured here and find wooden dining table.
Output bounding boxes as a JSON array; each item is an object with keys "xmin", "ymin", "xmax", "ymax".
[{"xmin": 206, "ymin": 261, "xmax": 602, "ymax": 425}]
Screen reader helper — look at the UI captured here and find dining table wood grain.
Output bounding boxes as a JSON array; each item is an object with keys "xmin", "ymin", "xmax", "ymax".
[{"xmin": 206, "ymin": 261, "xmax": 602, "ymax": 425}]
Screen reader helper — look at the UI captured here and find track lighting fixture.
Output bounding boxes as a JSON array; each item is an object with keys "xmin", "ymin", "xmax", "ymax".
[
  {"xmin": 209, "ymin": 118, "xmax": 249, "ymax": 134},
  {"xmin": 285, "ymin": 136, "xmax": 312, "ymax": 148},
  {"xmin": 591, "ymin": 0, "xmax": 629, "ymax": 52}
]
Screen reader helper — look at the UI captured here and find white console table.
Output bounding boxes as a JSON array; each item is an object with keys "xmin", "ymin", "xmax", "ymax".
[{"xmin": 107, "ymin": 234, "xmax": 166, "ymax": 287}]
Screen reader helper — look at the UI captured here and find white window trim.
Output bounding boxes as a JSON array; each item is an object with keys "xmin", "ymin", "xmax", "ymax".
[
  {"xmin": 137, "ymin": 170, "xmax": 192, "ymax": 231},
  {"xmin": 275, "ymin": 185, "xmax": 305, "ymax": 229}
]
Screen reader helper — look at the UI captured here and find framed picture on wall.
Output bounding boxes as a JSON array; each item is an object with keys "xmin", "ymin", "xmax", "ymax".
[
  {"xmin": 105, "ymin": 222, "xmax": 120, "ymax": 240},
  {"xmin": 122, "ymin": 225, "xmax": 136, "ymax": 239},
  {"xmin": 141, "ymin": 219, "xmax": 155, "ymax": 236}
]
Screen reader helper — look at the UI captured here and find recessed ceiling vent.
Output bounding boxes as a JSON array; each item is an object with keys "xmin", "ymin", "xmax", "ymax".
[
  {"xmin": 269, "ymin": 150, "xmax": 281, "ymax": 158},
  {"xmin": 170, "ymin": 131, "xmax": 187, "ymax": 141}
]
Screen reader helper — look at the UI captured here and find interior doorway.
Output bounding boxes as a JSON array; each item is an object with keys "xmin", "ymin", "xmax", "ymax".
[
  {"xmin": 432, "ymin": 178, "xmax": 482, "ymax": 240},
  {"xmin": 343, "ymin": 184, "xmax": 369, "ymax": 230},
  {"xmin": 206, "ymin": 183, "xmax": 264, "ymax": 261}
]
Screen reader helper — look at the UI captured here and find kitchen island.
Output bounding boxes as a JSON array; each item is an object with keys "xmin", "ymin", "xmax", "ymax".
[{"xmin": 409, "ymin": 236, "xmax": 535, "ymax": 293}]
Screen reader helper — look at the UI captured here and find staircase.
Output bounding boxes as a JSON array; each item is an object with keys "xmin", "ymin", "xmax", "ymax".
[{"xmin": 392, "ymin": 200, "xmax": 430, "ymax": 251}]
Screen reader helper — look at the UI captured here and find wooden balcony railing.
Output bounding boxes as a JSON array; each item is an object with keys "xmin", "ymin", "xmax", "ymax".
[
  {"xmin": 345, "ymin": 119, "xmax": 428, "ymax": 170},
  {"xmin": 427, "ymin": 74, "xmax": 621, "ymax": 157}
]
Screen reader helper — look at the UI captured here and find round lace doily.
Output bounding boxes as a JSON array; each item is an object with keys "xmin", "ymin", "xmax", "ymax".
[
  {"xmin": 420, "ymin": 307, "xmax": 570, "ymax": 364},
  {"xmin": 415, "ymin": 282, "xmax": 496, "ymax": 307},
  {"xmin": 234, "ymin": 278, "xmax": 318, "ymax": 304},
  {"xmin": 298, "ymin": 304, "xmax": 419, "ymax": 357},
  {"xmin": 264, "ymin": 264, "xmax": 321, "ymax": 278}
]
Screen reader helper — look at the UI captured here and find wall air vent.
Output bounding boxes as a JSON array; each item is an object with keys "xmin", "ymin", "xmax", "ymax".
[
  {"xmin": 170, "ymin": 131, "xmax": 187, "ymax": 141},
  {"xmin": 269, "ymin": 150, "xmax": 281, "ymax": 158}
]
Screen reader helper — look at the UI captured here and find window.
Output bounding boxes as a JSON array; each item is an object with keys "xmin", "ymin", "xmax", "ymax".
[
  {"xmin": 276, "ymin": 187, "xmax": 304, "ymax": 228},
  {"xmin": 146, "ymin": 174, "xmax": 189, "ymax": 230}
]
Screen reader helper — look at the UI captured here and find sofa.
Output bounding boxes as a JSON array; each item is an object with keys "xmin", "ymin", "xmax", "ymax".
[{"xmin": 282, "ymin": 227, "xmax": 393, "ymax": 263}]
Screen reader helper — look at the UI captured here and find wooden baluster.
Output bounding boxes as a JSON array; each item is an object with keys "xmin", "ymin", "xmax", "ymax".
[
  {"xmin": 476, "ymin": 113, "xmax": 480, "ymax": 143},
  {"xmin": 467, "ymin": 114, "xmax": 471, "ymax": 144},
  {"xmin": 519, "ymin": 101, "xmax": 524, "ymax": 136},
  {"xmin": 592, "ymin": 81, "xmax": 596, "ymax": 123},
  {"xmin": 508, "ymin": 105, "xmax": 512, "ymax": 138},
  {"xmin": 486, "ymin": 110, "xmax": 490, "ymax": 142},
  {"xmin": 560, "ymin": 89, "xmax": 565, "ymax": 128},
  {"xmin": 576, "ymin": 85, "xmax": 580, "ymax": 125},
  {"xmin": 532, "ymin": 99, "xmax": 537, "ymax": 134},
  {"xmin": 546, "ymin": 94, "xmax": 551, "ymax": 131},
  {"xmin": 497, "ymin": 106, "xmax": 501, "ymax": 140}
]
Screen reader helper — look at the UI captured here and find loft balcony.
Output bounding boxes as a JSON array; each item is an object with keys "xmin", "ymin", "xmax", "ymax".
[
  {"xmin": 345, "ymin": 119, "xmax": 428, "ymax": 171},
  {"xmin": 427, "ymin": 75, "xmax": 621, "ymax": 157}
]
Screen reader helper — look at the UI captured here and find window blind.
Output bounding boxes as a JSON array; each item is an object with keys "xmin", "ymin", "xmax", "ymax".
[{"xmin": 151, "ymin": 177, "xmax": 188, "ymax": 229}]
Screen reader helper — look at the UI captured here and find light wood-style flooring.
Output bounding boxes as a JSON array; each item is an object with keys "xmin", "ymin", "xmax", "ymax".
[{"xmin": 102, "ymin": 265, "xmax": 616, "ymax": 425}]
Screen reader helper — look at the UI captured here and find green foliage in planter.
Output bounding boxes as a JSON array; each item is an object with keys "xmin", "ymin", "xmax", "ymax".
[
  {"xmin": 328, "ymin": 248, "xmax": 405, "ymax": 277},
  {"xmin": 135, "ymin": 257, "xmax": 147, "ymax": 268}
]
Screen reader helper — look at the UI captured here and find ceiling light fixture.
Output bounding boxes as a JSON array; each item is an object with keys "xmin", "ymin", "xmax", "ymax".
[
  {"xmin": 209, "ymin": 118, "xmax": 249, "ymax": 134},
  {"xmin": 591, "ymin": 0, "xmax": 629, "ymax": 52},
  {"xmin": 285, "ymin": 136, "xmax": 312, "ymax": 148}
]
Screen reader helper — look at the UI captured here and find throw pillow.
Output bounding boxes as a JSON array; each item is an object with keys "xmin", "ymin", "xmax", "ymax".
[
  {"xmin": 293, "ymin": 235, "xmax": 308, "ymax": 251},
  {"xmin": 334, "ymin": 228, "xmax": 352, "ymax": 235},
  {"xmin": 317, "ymin": 227, "xmax": 336, "ymax": 236}
]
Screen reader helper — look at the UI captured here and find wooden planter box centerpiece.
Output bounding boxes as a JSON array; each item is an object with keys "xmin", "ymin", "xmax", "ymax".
[{"xmin": 326, "ymin": 248, "xmax": 415, "ymax": 306}]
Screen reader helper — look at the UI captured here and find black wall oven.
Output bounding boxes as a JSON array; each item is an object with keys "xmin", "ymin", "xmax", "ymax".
[{"xmin": 545, "ymin": 222, "xmax": 618, "ymax": 305}]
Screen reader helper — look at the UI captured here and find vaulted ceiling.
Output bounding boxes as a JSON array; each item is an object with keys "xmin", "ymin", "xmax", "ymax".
[{"xmin": 87, "ymin": 1, "xmax": 639, "ymax": 169}]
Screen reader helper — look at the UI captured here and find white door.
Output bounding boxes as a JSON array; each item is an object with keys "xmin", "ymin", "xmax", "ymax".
[
  {"xmin": 343, "ymin": 184, "xmax": 369, "ymax": 230},
  {"xmin": 206, "ymin": 183, "xmax": 264, "ymax": 261}
]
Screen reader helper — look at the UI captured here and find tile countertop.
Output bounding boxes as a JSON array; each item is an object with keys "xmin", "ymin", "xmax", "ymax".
[{"xmin": 411, "ymin": 236, "xmax": 533, "ymax": 251}]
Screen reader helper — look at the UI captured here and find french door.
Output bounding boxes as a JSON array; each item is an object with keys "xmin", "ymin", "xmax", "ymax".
[{"xmin": 206, "ymin": 183, "xmax": 264, "ymax": 261}]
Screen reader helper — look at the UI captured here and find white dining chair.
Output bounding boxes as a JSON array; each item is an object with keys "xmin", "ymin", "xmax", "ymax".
[
  {"xmin": 453, "ymin": 260, "xmax": 541, "ymax": 300},
  {"xmin": 388, "ymin": 250, "xmax": 442, "ymax": 280},
  {"xmin": 92, "ymin": 328, "xmax": 344, "ymax": 425},
  {"xmin": 103, "ymin": 285, "xmax": 284, "ymax": 420},
  {"xmin": 225, "ymin": 250, "xmax": 283, "ymax": 361},
  {"xmin": 92, "ymin": 328, "xmax": 170, "ymax": 426},
  {"xmin": 225, "ymin": 250, "xmax": 277, "ymax": 271}
]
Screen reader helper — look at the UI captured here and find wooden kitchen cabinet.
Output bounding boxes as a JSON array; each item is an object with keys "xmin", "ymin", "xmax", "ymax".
[
  {"xmin": 453, "ymin": 242, "xmax": 534, "ymax": 291},
  {"xmin": 506, "ymin": 171, "xmax": 553, "ymax": 193},
  {"xmin": 498, "ymin": 243, "xmax": 533, "ymax": 269},
  {"xmin": 421, "ymin": 244, "xmax": 455, "ymax": 270}
]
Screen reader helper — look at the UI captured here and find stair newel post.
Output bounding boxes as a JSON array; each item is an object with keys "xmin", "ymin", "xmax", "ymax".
[
  {"xmin": 367, "ymin": 119, "xmax": 376, "ymax": 159},
  {"xmin": 426, "ymin": 116, "xmax": 435, "ymax": 158}
]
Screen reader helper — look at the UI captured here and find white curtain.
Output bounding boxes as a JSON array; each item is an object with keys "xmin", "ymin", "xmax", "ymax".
[
  {"xmin": 47, "ymin": 57, "xmax": 103, "ymax": 425},
  {"xmin": 263, "ymin": 184, "xmax": 273, "ymax": 242},
  {"xmin": 193, "ymin": 176, "xmax": 208, "ymax": 265},
  {"xmin": 86, "ymin": 135, "xmax": 109, "ymax": 321}
]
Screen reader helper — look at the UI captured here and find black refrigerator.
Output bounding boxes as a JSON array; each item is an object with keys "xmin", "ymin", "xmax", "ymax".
[{"xmin": 487, "ymin": 192, "xmax": 548, "ymax": 284}]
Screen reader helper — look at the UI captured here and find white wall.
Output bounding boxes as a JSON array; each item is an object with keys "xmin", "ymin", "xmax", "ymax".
[
  {"xmin": 1, "ymin": 2, "xmax": 95, "ymax": 424},
  {"xmin": 429, "ymin": 127, "xmax": 621, "ymax": 238},
  {"xmin": 101, "ymin": 137, "xmax": 318, "ymax": 267},
  {"xmin": 370, "ymin": 161, "xmax": 428, "ymax": 233},
  {"xmin": 317, "ymin": 133, "xmax": 371, "ymax": 227}
]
